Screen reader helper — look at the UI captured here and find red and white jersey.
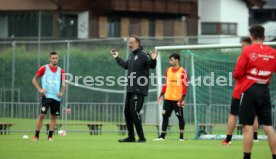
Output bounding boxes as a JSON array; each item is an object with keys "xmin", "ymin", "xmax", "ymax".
[{"xmin": 233, "ymin": 43, "xmax": 276, "ymax": 94}]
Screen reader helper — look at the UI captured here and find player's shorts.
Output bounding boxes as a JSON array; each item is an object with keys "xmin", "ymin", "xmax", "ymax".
[
  {"xmin": 229, "ymin": 97, "xmax": 240, "ymax": 116},
  {"xmin": 40, "ymin": 96, "xmax": 61, "ymax": 116},
  {"xmin": 163, "ymin": 100, "xmax": 183, "ymax": 118},
  {"xmin": 239, "ymin": 83, "xmax": 272, "ymax": 126}
]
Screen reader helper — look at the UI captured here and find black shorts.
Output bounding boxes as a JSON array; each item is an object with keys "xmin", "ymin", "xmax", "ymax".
[
  {"xmin": 163, "ymin": 100, "xmax": 183, "ymax": 118},
  {"xmin": 40, "ymin": 96, "xmax": 61, "ymax": 116},
  {"xmin": 229, "ymin": 98, "xmax": 240, "ymax": 116},
  {"xmin": 239, "ymin": 83, "xmax": 272, "ymax": 126}
]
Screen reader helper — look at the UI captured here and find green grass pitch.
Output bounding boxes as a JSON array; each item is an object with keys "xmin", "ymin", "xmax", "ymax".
[{"xmin": 0, "ymin": 132, "xmax": 271, "ymax": 159}]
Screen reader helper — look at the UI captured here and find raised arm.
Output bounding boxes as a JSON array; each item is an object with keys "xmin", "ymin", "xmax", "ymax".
[
  {"xmin": 144, "ymin": 50, "xmax": 158, "ymax": 69},
  {"xmin": 115, "ymin": 57, "xmax": 129, "ymax": 69},
  {"xmin": 110, "ymin": 49, "xmax": 129, "ymax": 69}
]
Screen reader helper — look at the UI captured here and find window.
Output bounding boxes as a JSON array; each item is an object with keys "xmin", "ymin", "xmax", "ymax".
[
  {"xmin": 221, "ymin": 23, "xmax": 228, "ymax": 34},
  {"xmin": 149, "ymin": 19, "xmax": 155, "ymax": 37},
  {"xmin": 201, "ymin": 23, "xmax": 217, "ymax": 34},
  {"xmin": 201, "ymin": 22, "xmax": 237, "ymax": 35},
  {"xmin": 60, "ymin": 14, "xmax": 78, "ymax": 38},
  {"xmin": 0, "ymin": 15, "xmax": 8, "ymax": 38},
  {"xmin": 6, "ymin": 11, "xmax": 53, "ymax": 38},
  {"xmin": 41, "ymin": 12, "xmax": 53, "ymax": 37},
  {"xmin": 229, "ymin": 23, "xmax": 237, "ymax": 34},
  {"xmin": 8, "ymin": 12, "xmax": 38, "ymax": 37},
  {"xmin": 107, "ymin": 17, "xmax": 120, "ymax": 37}
]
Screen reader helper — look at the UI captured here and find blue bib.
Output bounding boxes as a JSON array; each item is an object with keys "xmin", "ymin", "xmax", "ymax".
[{"xmin": 41, "ymin": 65, "xmax": 61, "ymax": 101}]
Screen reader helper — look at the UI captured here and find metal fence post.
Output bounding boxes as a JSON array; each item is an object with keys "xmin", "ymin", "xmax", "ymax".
[
  {"xmin": 190, "ymin": 53, "xmax": 198, "ymax": 139},
  {"xmin": 65, "ymin": 40, "xmax": 71, "ymax": 126},
  {"xmin": 11, "ymin": 41, "xmax": 16, "ymax": 118}
]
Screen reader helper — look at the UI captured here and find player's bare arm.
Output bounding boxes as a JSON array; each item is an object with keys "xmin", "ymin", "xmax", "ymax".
[
  {"xmin": 32, "ymin": 75, "xmax": 46, "ymax": 94},
  {"xmin": 58, "ymin": 83, "xmax": 66, "ymax": 97}
]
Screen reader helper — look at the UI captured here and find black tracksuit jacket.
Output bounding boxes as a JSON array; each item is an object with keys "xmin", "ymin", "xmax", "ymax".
[{"xmin": 115, "ymin": 47, "xmax": 157, "ymax": 96}]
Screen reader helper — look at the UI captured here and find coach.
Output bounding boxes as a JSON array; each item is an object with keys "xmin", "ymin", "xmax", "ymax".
[{"xmin": 111, "ymin": 35, "xmax": 158, "ymax": 143}]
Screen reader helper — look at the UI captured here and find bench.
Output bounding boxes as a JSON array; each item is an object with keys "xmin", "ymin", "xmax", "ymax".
[
  {"xmin": 44, "ymin": 123, "xmax": 63, "ymax": 135},
  {"xmin": 236, "ymin": 124, "xmax": 243, "ymax": 135},
  {"xmin": 86, "ymin": 123, "xmax": 103, "ymax": 135},
  {"xmin": 116, "ymin": 123, "xmax": 127, "ymax": 135},
  {"xmin": 197, "ymin": 124, "xmax": 214, "ymax": 136},
  {"xmin": 0, "ymin": 123, "xmax": 15, "ymax": 135},
  {"xmin": 145, "ymin": 123, "xmax": 173, "ymax": 136},
  {"xmin": 44, "ymin": 123, "xmax": 103, "ymax": 135},
  {"xmin": 116, "ymin": 123, "xmax": 173, "ymax": 136}
]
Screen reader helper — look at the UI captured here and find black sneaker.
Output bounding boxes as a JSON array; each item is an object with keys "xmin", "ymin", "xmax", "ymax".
[
  {"xmin": 118, "ymin": 137, "xmax": 136, "ymax": 143},
  {"xmin": 137, "ymin": 138, "xmax": 146, "ymax": 143}
]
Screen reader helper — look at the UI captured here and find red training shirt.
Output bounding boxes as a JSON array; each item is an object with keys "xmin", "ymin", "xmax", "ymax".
[{"xmin": 233, "ymin": 43, "xmax": 276, "ymax": 95}]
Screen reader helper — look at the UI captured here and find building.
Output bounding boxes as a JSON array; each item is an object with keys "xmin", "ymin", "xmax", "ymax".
[
  {"xmin": 0, "ymin": 0, "xmax": 266, "ymax": 41},
  {"xmin": 0, "ymin": 0, "xmax": 198, "ymax": 40},
  {"xmin": 250, "ymin": 0, "xmax": 276, "ymax": 24},
  {"xmin": 198, "ymin": 0, "xmax": 265, "ymax": 44},
  {"xmin": 250, "ymin": 0, "xmax": 276, "ymax": 41}
]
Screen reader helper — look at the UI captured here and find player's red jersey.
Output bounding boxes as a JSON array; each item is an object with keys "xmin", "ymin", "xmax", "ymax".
[
  {"xmin": 233, "ymin": 43, "xmax": 276, "ymax": 94},
  {"xmin": 232, "ymin": 56, "xmax": 251, "ymax": 99},
  {"xmin": 232, "ymin": 56, "xmax": 243, "ymax": 99},
  {"xmin": 232, "ymin": 80, "xmax": 243, "ymax": 99},
  {"xmin": 232, "ymin": 77, "xmax": 271, "ymax": 99}
]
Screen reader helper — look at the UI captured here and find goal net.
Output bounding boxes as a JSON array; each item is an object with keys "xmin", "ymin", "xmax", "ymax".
[{"xmin": 155, "ymin": 42, "xmax": 276, "ymax": 139}]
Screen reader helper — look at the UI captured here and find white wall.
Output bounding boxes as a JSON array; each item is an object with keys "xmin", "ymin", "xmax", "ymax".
[
  {"xmin": 220, "ymin": 0, "xmax": 249, "ymax": 36},
  {"xmin": 199, "ymin": 0, "xmax": 222, "ymax": 21},
  {"xmin": 198, "ymin": 0, "xmax": 249, "ymax": 44}
]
